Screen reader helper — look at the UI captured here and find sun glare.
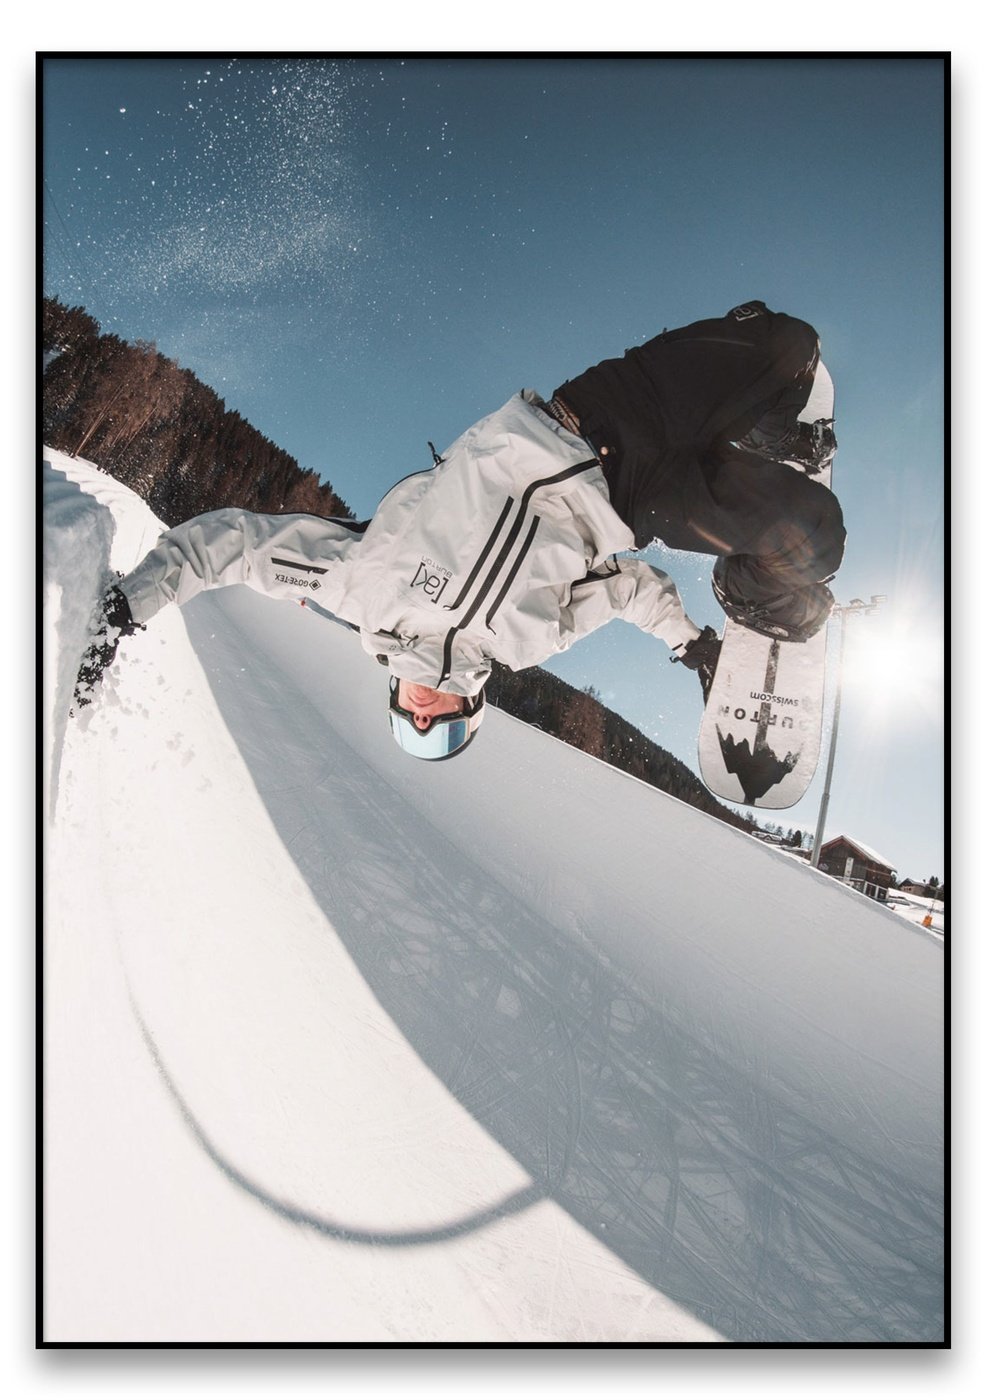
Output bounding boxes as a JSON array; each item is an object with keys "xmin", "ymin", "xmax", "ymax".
[{"xmin": 842, "ymin": 617, "xmax": 943, "ymax": 724}]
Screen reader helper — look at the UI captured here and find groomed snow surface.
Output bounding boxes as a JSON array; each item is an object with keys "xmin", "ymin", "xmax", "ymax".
[{"xmin": 42, "ymin": 451, "xmax": 944, "ymax": 1345}]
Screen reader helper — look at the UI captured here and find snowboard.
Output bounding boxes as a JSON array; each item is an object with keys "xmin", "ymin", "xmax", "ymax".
[{"xmin": 698, "ymin": 363, "xmax": 835, "ymax": 809}]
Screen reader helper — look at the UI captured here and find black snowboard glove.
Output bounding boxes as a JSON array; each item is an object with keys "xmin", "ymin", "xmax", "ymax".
[
  {"xmin": 672, "ymin": 626, "xmax": 722, "ymax": 704},
  {"xmin": 74, "ymin": 584, "xmax": 144, "ymax": 708}
]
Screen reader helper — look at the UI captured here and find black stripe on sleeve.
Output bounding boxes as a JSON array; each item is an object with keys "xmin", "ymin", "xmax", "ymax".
[
  {"xmin": 270, "ymin": 557, "xmax": 329, "ymax": 574},
  {"xmin": 445, "ymin": 496, "xmax": 515, "ymax": 610},
  {"xmin": 485, "ymin": 516, "xmax": 539, "ymax": 628},
  {"xmin": 436, "ymin": 456, "xmax": 599, "ymax": 685}
]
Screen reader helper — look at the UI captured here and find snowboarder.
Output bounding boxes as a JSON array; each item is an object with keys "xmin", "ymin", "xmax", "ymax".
[{"xmin": 75, "ymin": 300, "xmax": 844, "ymax": 762}]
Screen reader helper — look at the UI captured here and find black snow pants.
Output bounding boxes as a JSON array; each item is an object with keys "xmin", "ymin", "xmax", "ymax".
[{"xmin": 556, "ymin": 300, "xmax": 846, "ymax": 621}]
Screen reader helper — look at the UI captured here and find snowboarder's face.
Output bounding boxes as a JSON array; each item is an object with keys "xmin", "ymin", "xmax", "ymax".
[{"xmin": 395, "ymin": 680, "xmax": 466, "ymax": 731}]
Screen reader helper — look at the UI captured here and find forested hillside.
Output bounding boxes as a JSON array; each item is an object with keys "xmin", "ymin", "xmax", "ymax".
[{"xmin": 42, "ymin": 297, "xmax": 352, "ymax": 526}]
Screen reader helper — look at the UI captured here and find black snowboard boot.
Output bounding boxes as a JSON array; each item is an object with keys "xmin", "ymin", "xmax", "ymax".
[
  {"xmin": 74, "ymin": 584, "xmax": 144, "ymax": 708},
  {"xmin": 737, "ymin": 417, "xmax": 837, "ymax": 475},
  {"xmin": 672, "ymin": 626, "xmax": 722, "ymax": 704}
]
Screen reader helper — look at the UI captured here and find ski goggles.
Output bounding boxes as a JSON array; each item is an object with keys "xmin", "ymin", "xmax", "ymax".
[{"xmin": 387, "ymin": 682, "xmax": 485, "ymax": 761}]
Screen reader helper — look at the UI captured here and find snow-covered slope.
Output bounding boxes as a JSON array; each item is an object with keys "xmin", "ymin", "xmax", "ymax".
[{"xmin": 42, "ymin": 450, "xmax": 944, "ymax": 1344}]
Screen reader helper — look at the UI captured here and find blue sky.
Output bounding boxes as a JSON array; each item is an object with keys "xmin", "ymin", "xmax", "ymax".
[{"xmin": 41, "ymin": 54, "xmax": 945, "ymax": 880}]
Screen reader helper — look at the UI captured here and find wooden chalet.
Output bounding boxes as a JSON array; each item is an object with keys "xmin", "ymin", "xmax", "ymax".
[{"xmin": 817, "ymin": 836, "xmax": 897, "ymax": 902}]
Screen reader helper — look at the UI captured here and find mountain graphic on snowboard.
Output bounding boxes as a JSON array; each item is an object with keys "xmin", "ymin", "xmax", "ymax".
[{"xmin": 715, "ymin": 639, "xmax": 800, "ymax": 804}]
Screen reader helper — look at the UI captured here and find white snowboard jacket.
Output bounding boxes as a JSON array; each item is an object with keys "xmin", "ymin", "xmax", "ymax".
[{"xmin": 119, "ymin": 391, "xmax": 700, "ymax": 696}]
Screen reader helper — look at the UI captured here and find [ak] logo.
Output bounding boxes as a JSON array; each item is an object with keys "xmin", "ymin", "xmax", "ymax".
[{"xmin": 410, "ymin": 557, "xmax": 452, "ymax": 604}]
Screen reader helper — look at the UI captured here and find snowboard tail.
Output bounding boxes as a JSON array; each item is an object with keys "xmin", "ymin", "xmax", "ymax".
[{"xmin": 701, "ymin": 623, "xmax": 827, "ymax": 808}]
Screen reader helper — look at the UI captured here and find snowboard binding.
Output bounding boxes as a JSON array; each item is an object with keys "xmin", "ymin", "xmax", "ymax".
[
  {"xmin": 712, "ymin": 565, "xmax": 835, "ymax": 644},
  {"xmin": 736, "ymin": 417, "xmax": 837, "ymax": 476}
]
